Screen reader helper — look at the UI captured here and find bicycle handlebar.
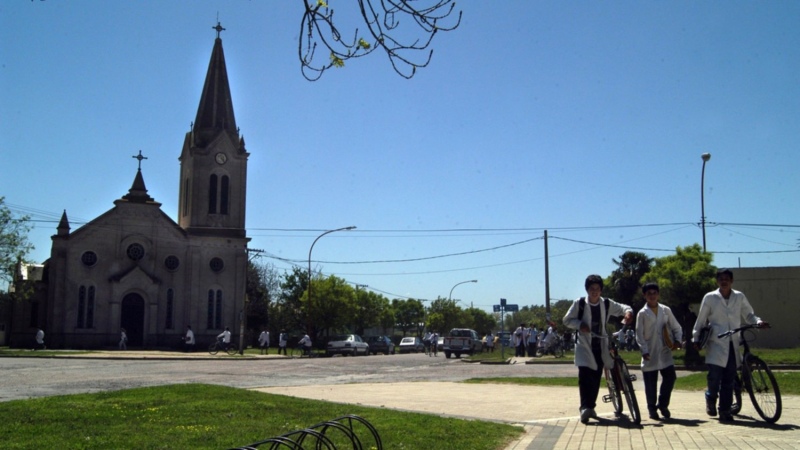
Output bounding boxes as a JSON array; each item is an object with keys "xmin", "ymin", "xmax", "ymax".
[{"xmin": 717, "ymin": 322, "xmax": 770, "ymax": 339}]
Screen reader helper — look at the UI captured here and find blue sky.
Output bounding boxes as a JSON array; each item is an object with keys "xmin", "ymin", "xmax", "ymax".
[{"xmin": 2, "ymin": 1, "xmax": 799, "ymax": 313}]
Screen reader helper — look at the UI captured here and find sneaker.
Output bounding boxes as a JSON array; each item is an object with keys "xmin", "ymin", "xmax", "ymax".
[
  {"xmin": 658, "ymin": 406, "xmax": 671, "ymax": 419},
  {"xmin": 719, "ymin": 412, "xmax": 734, "ymax": 423},
  {"xmin": 648, "ymin": 408, "xmax": 660, "ymax": 420},
  {"xmin": 706, "ymin": 398, "xmax": 717, "ymax": 417},
  {"xmin": 580, "ymin": 408, "xmax": 593, "ymax": 424}
]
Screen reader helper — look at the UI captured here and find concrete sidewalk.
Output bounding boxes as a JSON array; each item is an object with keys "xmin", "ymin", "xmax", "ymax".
[{"xmin": 254, "ymin": 381, "xmax": 800, "ymax": 450}]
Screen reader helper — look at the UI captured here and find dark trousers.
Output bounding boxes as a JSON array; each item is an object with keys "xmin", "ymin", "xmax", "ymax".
[
  {"xmin": 516, "ymin": 343, "xmax": 525, "ymax": 357},
  {"xmin": 707, "ymin": 342, "xmax": 737, "ymax": 412},
  {"xmin": 578, "ymin": 346, "xmax": 605, "ymax": 410},
  {"xmin": 643, "ymin": 365, "xmax": 677, "ymax": 409}
]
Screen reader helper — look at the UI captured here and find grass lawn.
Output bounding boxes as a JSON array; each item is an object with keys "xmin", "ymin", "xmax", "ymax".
[{"xmin": 0, "ymin": 384, "xmax": 522, "ymax": 450}]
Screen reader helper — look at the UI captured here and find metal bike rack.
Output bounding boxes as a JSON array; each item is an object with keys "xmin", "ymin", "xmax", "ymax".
[{"xmin": 230, "ymin": 414, "xmax": 383, "ymax": 450}]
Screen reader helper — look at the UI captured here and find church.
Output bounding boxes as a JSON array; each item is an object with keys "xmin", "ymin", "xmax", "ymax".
[{"xmin": 10, "ymin": 25, "xmax": 250, "ymax": 349}]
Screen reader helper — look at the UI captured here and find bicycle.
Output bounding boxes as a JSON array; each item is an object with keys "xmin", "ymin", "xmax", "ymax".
[
  {"xmin": 593, "ymin": 329, "xmax": 641, "ymax": 424},
  {"xmin": 291, "ymin": 345, "xmax": 317, "ymax": 358},
  {"xmin": 208, "ymin": 339, "xmax": 237, "ymax": 355},
  {"xmin": 536, "ymin": 335, "xmax": 565, "ymax": 358},
  {"xmin": 718, "ymin": 323, "xmax": 781, "ymax": 423}
]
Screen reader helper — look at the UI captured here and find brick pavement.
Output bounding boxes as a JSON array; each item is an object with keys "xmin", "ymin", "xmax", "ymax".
[{"xmin": 255, "ymin": 380, "xmax": 800, "ymax": 450}]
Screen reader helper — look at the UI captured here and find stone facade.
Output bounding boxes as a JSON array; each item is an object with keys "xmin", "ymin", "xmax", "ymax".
[{"xmin": 9, "ymin": 31, "xmax": 250, "ymax": 349}]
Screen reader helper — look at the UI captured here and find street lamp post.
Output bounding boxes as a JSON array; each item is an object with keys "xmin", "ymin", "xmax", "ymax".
[
  {"xmin": 701, "ymin": 153, "xmax": 711, "ymax": 252},
  {"xmin": 448, "ymin": 279, "xmax": 478, "ymax": 303},
  {"xmin": 307, "ymin": 226, "xmax": 356, "ymax": 337}
]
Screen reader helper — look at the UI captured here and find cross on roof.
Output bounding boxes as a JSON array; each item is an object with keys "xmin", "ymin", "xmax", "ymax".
[
  {"xmin": 213, "ymin": 21, "xmax": 226, "ymax": 39},
  {"xmin": 132, "ymin": 150, "xmax": 148, "ymax": 170}
]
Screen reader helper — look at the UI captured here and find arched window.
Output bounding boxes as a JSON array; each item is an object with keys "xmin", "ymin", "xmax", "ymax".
[
  {"xmin": 207, "ymin": 290, "xmax": 215, "ymax": 329},
  {"xmin": 208, "ymin": 174, "xmax": 218, "ymax": 213},
  {"xmin": 215, "ymin": 290, "xmax": 223, "ymax": 329},
  {"xmin": 182, "ymin": 178, "xmax": 189, "ymax": 217},
  {"xmin": 77, "ymin": 285, "xmax": 95, "ymax": 328},
  {"xmin": 220, "ymin": 175, "xmax": 229, "ymax": 214},
  {"xmin": 165, "ymin": 289, "xmax": 174, "ymax": 329}
]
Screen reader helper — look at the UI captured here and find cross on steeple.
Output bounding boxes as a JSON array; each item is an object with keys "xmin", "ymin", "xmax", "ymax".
[
  {"xmin": 132, "ymin": 150, "xmax": 148, "ymax": 170},
  {"xmin": 213, "ymin": 21, "xmax": 225, "ymax": 39}
]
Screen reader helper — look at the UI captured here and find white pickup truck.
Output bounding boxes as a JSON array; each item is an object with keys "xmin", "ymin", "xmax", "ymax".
[{"xmin": 442, "ymin": 328, "xmax": 482, "ymax": 359}]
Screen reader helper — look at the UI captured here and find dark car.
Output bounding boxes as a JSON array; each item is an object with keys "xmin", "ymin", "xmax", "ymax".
[{"xmin": 366, "ymin": 335, "xmax": 395, "ymax": 355}]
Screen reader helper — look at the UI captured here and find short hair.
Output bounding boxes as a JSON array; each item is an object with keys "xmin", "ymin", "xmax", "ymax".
[
  {"xmin": 642, "ymin": 282, "xmax": 659, "ymax": 294},
  {"xmin": 716, "ymin": 268, "xmax": 734, "ymax": 280},
  {"xmin": 585, "ymin": 274, "xmax": 603, "ymax": 290}
]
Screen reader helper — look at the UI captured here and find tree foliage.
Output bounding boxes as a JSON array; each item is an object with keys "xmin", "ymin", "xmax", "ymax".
[
  {"xmin": 392, "ymin": 298, "xmax": 425, "ymax": 336},
  {"xmin": 300, "ymin": 0, "xmax": 461, "ymax": 80},
  {"xmin": 604, "ymin": 251, "xmax": 654, "ymax": 319},
  {"xmin": 245, "ymin": 260, "xmax": 281, "ymax": 337},
  {"xmin": 0, "ymin": 197, "xmax": 34, "ymax": 288}
]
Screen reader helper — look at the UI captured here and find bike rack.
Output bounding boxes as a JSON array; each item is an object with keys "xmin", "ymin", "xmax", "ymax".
[{"xmin": 230, "ymin": 414, "xmax": 383, "ymax": 450}]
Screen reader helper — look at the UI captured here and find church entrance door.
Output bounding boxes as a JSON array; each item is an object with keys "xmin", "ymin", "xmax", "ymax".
[{"xmin": 121, "ymin": 293, "xmax": 145, "ymax": 347}]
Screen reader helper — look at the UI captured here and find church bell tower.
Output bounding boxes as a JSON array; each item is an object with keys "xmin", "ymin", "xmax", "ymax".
[{"xmin": 178, "ymin": 22, "xmax": 248, "ymax": 238}]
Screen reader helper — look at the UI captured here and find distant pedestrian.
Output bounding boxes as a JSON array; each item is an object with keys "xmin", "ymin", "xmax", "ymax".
[
  {"xmin": 297, "ymin": 333, "xmax": 313, "ymax": 356},
  {"xmin": 183, "ymin": 325, "xmax": 195, "ymax": 352},
  {"xmin": 484, "ymin": 332, "xmax": 494, "ymax": 353},
  {"xmin": 119, "ymin": 328, "xmax": 128, "ymax": 350},
  {"xmin": 34, "ymin": 328, "xmax": 45, "ymax": 350},
  {"xmin": 513, "ymin": 323, "xmax": 526, "ymax": 357},
  {"xmin": 527, "ymin": 325, "xmax": 539, "ymax": 357},
  {"xmin": 278, "ymin": 330, "xmax": 288, "ymax": 355},
  {"xmin": 258, "ymin": 330, "xmax": 270, "ymax": 355}
]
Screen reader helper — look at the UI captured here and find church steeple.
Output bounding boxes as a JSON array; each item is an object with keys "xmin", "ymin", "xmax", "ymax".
[
  {"xmin": 178, "ymin": 23, "xmax": 249, "ymax": 238},
  {"xmin": 192, "ymin": 22, "xmax": 237, "ymax": 147},
  {"xmin": 57, "ymin": 210, "xmax": 70, "ymax": 236}
]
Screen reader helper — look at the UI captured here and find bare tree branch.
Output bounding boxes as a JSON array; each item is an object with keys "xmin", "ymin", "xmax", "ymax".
[{"xmin": 300, "ymin": 0, "xmax": 461, "ymax": 81}]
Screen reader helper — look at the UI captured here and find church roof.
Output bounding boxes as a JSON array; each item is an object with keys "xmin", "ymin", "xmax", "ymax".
[
  {"xmin": 121, "ymin": 169, "xmax": 157, "ymax": 204},
  {"xmin": 192, "ymin": 23, "xmax": 237, "ymax": 145}
]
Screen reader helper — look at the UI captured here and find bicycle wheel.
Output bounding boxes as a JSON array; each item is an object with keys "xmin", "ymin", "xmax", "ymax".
[
  {"xmin": 744, "ymin": 355, "xmax": 782, "ymax": 423},
  {"xmin": 225, "ymin": 344, "xmax": 238, "ymax": 355},
  {"xmin": 208, "ymin": 343, "xmax": 219, "ymax": 355},
  {"xmin": 731, "ymin": 373, "xmax": 743, "ymax": 415},
  {"xmin": 618, "ymin": 361, "xmax": 641, "ymax": 424},
  {"xmin": 554, "ymin": 342, "xmax": 565, "ymax": 358},
  {"xmin": 604, "ymin": 368, "xmax": 623, "ymax": 415}
]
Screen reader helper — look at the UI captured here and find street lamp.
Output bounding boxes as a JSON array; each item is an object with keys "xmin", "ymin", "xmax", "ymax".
[
  {"xmin": 448, "ymin": 279, "xmax": 478, "ymax": 303},
  {"xmin": 307, "ymin": 226, "xmax": 356, "ymax": 336},
  {"xmin": 701, "ymin": 153, "xmax": 711, "ymax": 252}
]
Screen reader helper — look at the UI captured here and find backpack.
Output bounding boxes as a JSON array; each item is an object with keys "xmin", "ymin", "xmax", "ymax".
[{"xmin": 576, "ymin": 297, "xmax": 610, "ymax": 344}]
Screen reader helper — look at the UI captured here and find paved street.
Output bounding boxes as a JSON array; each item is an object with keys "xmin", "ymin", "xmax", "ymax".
[{"xmin": 2, "ymin": 352, "xmax": 798, "ymax": 449}]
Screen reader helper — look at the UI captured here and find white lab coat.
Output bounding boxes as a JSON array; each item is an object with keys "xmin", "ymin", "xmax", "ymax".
[
  {"xmin": 635, "ymin": 304, "xmax": 682, "ymax": 372},
  {"xmin": 692, "ymin": 288, "xmax": 760, "ymax": 368},
  {"xmin": 563, "ymin": 297, "xmax": 632, "ymax": 370}
]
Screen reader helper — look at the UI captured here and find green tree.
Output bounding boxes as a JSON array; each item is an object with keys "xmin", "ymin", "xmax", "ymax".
[
  {"xmin": 300, "ymin": 0, "xmax": 461, "ymax": 80},
  {"xmin": 641, "ymin": 243, "xmax": 717, "ymax": 366},
  {"xmin": 465, "ymin": 307, "xmax": 496, "ymax": 336},
  {"xmin": 277, "ymin": 266, "xmax": 310, "ymax": 335},
  {"xmin": 352, "ymin": 289, "xmax": 388, "ymax": 336},
  {"xmin": 245, "ymin": 260, "xmax": 280, "ymax": 339},
  {"xmin": 393, "ymin": 298, "xmax": 425, "ymax": 336},
  {"xmin": 427, "ymin": 297, "xmax": 463, "ymax": 333},
  {"xmin": 305, "ymin": 274, "xmax": 354, "ymax": 339},
  {"xmin": 604, "ymin": 251, "xmax": 654, "ymax": 320},
  {"xmin": 0, "ymin": 197, "xmax": 34, "ymax": 289}
]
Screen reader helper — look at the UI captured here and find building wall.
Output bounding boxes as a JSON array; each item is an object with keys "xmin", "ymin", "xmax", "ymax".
[{"xmin": 728, "ymin": 266, "xmax": 800, "ymax": 349}]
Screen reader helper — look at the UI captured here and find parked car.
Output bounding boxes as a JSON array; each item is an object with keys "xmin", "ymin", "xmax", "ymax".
[
  {"xmin": 366, "ymin": 335, "xmax": 395, "ymax": 355},
  {"xmin": 398, "ymin": 337, "xmax": 424, "ymax": 354},
  {"xmin": 437, "ymin": 336, "xmax": 444, "ymax": 352},
  {"xmin": 326, "ymin": 334, "xmax": 369, "ymax": 357},
  {"xmin": 442, "ymin": 328, "xmax": 482, "ymax": 359}
]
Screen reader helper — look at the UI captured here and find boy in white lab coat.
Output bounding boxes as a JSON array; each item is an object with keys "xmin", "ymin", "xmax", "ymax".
[{"xmin": 636, "ymin": 282, "xmax": 682, "ymax": 420}]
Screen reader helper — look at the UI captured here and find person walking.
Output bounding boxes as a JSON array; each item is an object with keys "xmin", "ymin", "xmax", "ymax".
[
  {"xmin": 34, "ymin": 328, "xmax": 46, "ymax": 350},
  {"xmin": 692, "ymin": 268, "xmax": 768, "ymax": 423},
  {"xmin": 563, "ymin": 274, "xmax": 633, "ymax": 424},
  {"xmin": 278, "ymin": 330, "xmax": 288, "ymax": 355},
  {"xmin": 119, "ymin": 328, "xmax": 128, "ymax": 350},
  {"xmin": 484, "ymin": 332, "xmax": 494, "ymax": 353},
  {"xmin": 513, "ymin": 323, "xmax": 526, "ymax": 357},
  {"xmin": 635, "ymin": 282, "xmax": 682, "ymax": 420},
  {"xmin": 429, "ymin": 331, "xmax": 438, "ymax": 357},
  {"xmin": 527, "ymin": 325, "xmax": 539, "ymax": 357},
  {"xmin": 258, "ymin": 330, "xmax": 270, "ymax": 355},
  {"xmin": 184, "ymin": 325, "xmax": 195, "ymax": 352}
]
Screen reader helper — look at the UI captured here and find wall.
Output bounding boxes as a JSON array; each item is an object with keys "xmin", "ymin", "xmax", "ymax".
[{"xmin": 730, "ymin": 266, "xmax": 799, "ymax": 349}]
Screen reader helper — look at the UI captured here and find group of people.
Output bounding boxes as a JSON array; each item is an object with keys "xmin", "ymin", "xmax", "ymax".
[
  {"xmin": 422, "ymin": 331, "xmax": 439, "ymax": 356},
  {"xmin": 510, "ymin": 322, "xmax": 557, "ymax": 357},
  {"xmin": 563, "ymin": 270, "xmax": 767, "ymax": 425}
]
